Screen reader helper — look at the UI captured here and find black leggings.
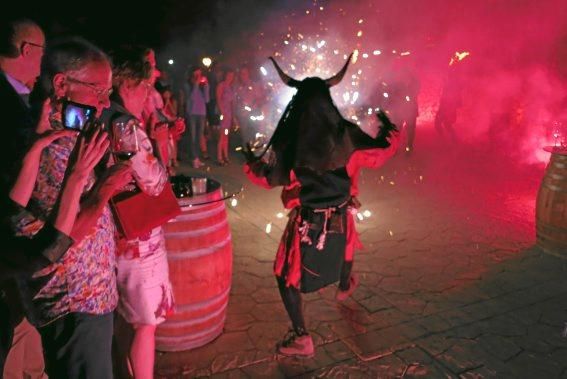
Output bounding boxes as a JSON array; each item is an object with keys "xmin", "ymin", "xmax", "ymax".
[{"xmin": 277, "ymin": 261, "xmax": 353, "ymax": 335}]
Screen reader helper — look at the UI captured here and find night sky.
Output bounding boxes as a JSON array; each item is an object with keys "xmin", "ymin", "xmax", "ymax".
[
  {"xmin": 9, "ymin": 0, "xmax": 192, "ymax": 50},
  {"xmin": 5, "ymin": 0, "xmax": 319, "ymax": 79},
  {"xmin": 9, "ymin": 0, "xmax": 567, "ymax": 75}
]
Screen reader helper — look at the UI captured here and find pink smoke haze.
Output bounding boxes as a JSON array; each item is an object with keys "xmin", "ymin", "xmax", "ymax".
[
  {"xmin": 242, "ymin": 0, "xmax": 567, "ymax": 165},
  {"xmin": 163, "ymin": 0, "xmax": 567, "ymax": 240}
]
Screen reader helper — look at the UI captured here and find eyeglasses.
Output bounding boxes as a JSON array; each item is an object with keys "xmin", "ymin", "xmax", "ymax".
[
  {"xmin": 21, "ymin": 41, "xmax": 45, "ymax": 50},
  {"xmin": 66, "ymin": 77, "xmax": 113, "ymax": 98}
]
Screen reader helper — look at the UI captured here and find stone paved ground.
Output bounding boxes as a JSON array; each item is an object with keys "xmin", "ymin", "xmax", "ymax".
[{"xmin": 156, "ymin": 132, "xmax": 567, "ymax": 378}]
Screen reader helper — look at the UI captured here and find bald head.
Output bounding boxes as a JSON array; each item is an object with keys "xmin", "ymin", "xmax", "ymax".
[
  {"xmin": 0, "ymin": 18, "xmax": 45, "ymax": 88},
  {"xmin": 0, "ymin": 19, "xmax": 44, "ymax": 58}
]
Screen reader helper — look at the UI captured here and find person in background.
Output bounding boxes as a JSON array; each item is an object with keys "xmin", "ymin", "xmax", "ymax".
[
  {"xmin": 206, "ymin": 62, "xmax": 223, "ymax": 157},
  {"xmin": 0, "ymin": 17, "xmax": 45, "ymax": 197},
  {"xmin": 161, "ymin": 86, "xmax": 178, "ymax": 118},
  {"xmin": 161, "ymin": 86, "xmax": 183, "ymax": 169},
  {"xmin": 435, "ymin": 54, "xmax": 464, "ymax": 143},
  {"xmin": 142, "ymin": 49, "xmax": 170, "ymax": 167},
  {"xmin": 0, "ymin": 17, "xmax": 49, "ymax": 379},
  {"xmin": 182, "ymin": 66, "xmax": 209, "ymax": 168},
  {"xmin": 216, "ymin": 68, "xmax": 235, "ymax": 166},
  {"xmin": 155, "ymin": 69, "xmax": 171, "ymax": 90},
  {"xmin": 382, "ymin": 57, "xmax": 420, "ymax": 153},
  {"xmin": 235, "ymin": 66, "xmax": 263, "ymax": 145}
]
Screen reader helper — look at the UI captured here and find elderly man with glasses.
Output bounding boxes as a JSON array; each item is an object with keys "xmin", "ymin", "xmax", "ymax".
[
  {"xmin": 0, "ymin": 17, "xmax": 45, "ymax": 203},
  {"xmin": 12, "ymin": 36, "xmax": 130, "ymax": 379},
  {"xmin": 0, "ymin": 17, "xmax": 48, "ymax": 379}
]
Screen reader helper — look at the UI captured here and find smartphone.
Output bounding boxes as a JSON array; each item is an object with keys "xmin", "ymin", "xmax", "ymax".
[{"xmin": 62, "ymin": 100, "xmax": 96, "ymax": 131}]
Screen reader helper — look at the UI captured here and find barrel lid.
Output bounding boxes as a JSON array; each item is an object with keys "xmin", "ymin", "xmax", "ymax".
[{"xmin": 171, "ymin": 175, "xmax": 221, "ymax": 197}]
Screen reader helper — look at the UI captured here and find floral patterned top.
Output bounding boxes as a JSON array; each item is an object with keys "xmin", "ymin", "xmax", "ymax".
[
  {"xmin": 128, "ymin": 119, "xmax": 168, "ymax": 198},
  {"xmin": 15, "ymin": 133, "xmax": 117, "ymax": 327}
]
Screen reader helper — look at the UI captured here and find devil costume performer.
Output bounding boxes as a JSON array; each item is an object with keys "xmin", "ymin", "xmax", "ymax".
[{"xmin": 243, "ymin": 54, "xmax": 400, "ymax": 357}]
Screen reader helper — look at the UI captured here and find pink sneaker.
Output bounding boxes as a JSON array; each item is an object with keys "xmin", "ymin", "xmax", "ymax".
[
  {"xmin": 277, "ymin": 330, "xmax": 314, "ymax": 358},
  {"xmin": 336, "ymin": 274, "xmax": 359, "ymax": 301}
]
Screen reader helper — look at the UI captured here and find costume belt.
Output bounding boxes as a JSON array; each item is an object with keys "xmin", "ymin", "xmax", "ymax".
[{"xmin": 296, "ymin": 197, "xmax": 359, "ymax": 251}]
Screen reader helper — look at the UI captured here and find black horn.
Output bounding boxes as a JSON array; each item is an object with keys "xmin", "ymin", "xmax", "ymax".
[
  {"xmin": 269, "ymin": 57, "xmax": 300, "ymax": 88},
  {"xmin": 325, "ymin": 53, "xmax": 354, "ymax": 87}
]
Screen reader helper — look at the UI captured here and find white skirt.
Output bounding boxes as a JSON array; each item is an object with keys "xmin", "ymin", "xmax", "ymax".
[{"xmin": 116, "ymin": 227, "xmax": 174, "ymax": 325}]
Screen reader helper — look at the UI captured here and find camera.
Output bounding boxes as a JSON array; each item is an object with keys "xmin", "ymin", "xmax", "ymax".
[{"xmin": 62, "ymin": 100, "xmax": 96, "ymax": 131}]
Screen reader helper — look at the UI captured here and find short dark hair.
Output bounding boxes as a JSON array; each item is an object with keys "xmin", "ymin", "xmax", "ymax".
[
  {"xmin": 188, "ymin": 65, "xmax": 202, "ymax": 74},
  {"xmin": 223, "ymin": 68, "xmax": 235, "ymax": 80},
  {"xmin": 156, "ymin": 83, "xmax": 172, "ymax": 94},
  {"xmin": 111, "ymin": 45, "xmax": 152, "ymax": 87},
  {"xmin": 34, "ymin": 37, "xmax": 109, "ymax": 101},
  {"xmin": 0, "ymin": 18, "xmax": 41, "ymax": 58}
]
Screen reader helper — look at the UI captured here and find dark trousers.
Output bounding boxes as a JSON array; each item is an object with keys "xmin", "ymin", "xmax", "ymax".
[
  {"xmin": 39, "ymin": 312, "xmax": 114, "ymax": 379},
  {"xmin": 277, "ymin": 261, "xmax": 353, "ymax": 335},
  {"xmin": 187, "ymin": 115, "xmax": 206, "ymax": 160},
  {"xmin": 0, "ymin": 296, "xmax": 12, "ymax": 375}
]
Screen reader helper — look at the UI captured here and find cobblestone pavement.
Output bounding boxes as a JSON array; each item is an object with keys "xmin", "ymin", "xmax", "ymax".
[{"xmin": 156, "ymin": 134, "xmax": 567, "ymax": 378}]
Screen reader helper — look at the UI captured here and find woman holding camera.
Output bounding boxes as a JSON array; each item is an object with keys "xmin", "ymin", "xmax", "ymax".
[{"xmin": 1, "ymin": 125, "xmax": 111, "ymax": 375}]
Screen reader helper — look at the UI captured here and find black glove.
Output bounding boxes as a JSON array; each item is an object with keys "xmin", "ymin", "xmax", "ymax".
[
  {"xmin": 373, "ymin": 110, "xmax": 398, "ymax": 147},
  {"xmin": 240, "ymin": 142, "xmax": 258, "ymax": 164},
  {"xmin": 376, "ymin": 109, "xmax": 397, "ymax": 133}
]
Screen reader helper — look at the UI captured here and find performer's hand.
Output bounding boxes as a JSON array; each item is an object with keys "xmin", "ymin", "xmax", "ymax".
[
  {"xmin": 376, "ymin": 109, "xmax": 398, "ymax": 137},
  {"xmin": 376, "ymin": 109, "xmax": 397, "ymax": 132},
  {"xmin": 240, "ymin": 142, "xmax": 257, "ymax": 163},
  {"xmin": 374, "ymin": 110, "xmax": 399, "ymax": 147}
]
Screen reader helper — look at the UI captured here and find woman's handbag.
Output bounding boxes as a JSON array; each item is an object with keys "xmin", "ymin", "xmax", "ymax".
[{"xmin": 111, "ymin": 183, "xmax": 181, "ymax": 239}]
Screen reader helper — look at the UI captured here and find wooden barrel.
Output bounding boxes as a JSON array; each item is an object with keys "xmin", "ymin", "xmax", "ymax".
[
  {"xmin": 536, "ymin": 151, "xmax": 567, "ymax": 256},
  {"xmin": 156, "ymin": 178, "xmax": 232, "ymax": 352}
]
